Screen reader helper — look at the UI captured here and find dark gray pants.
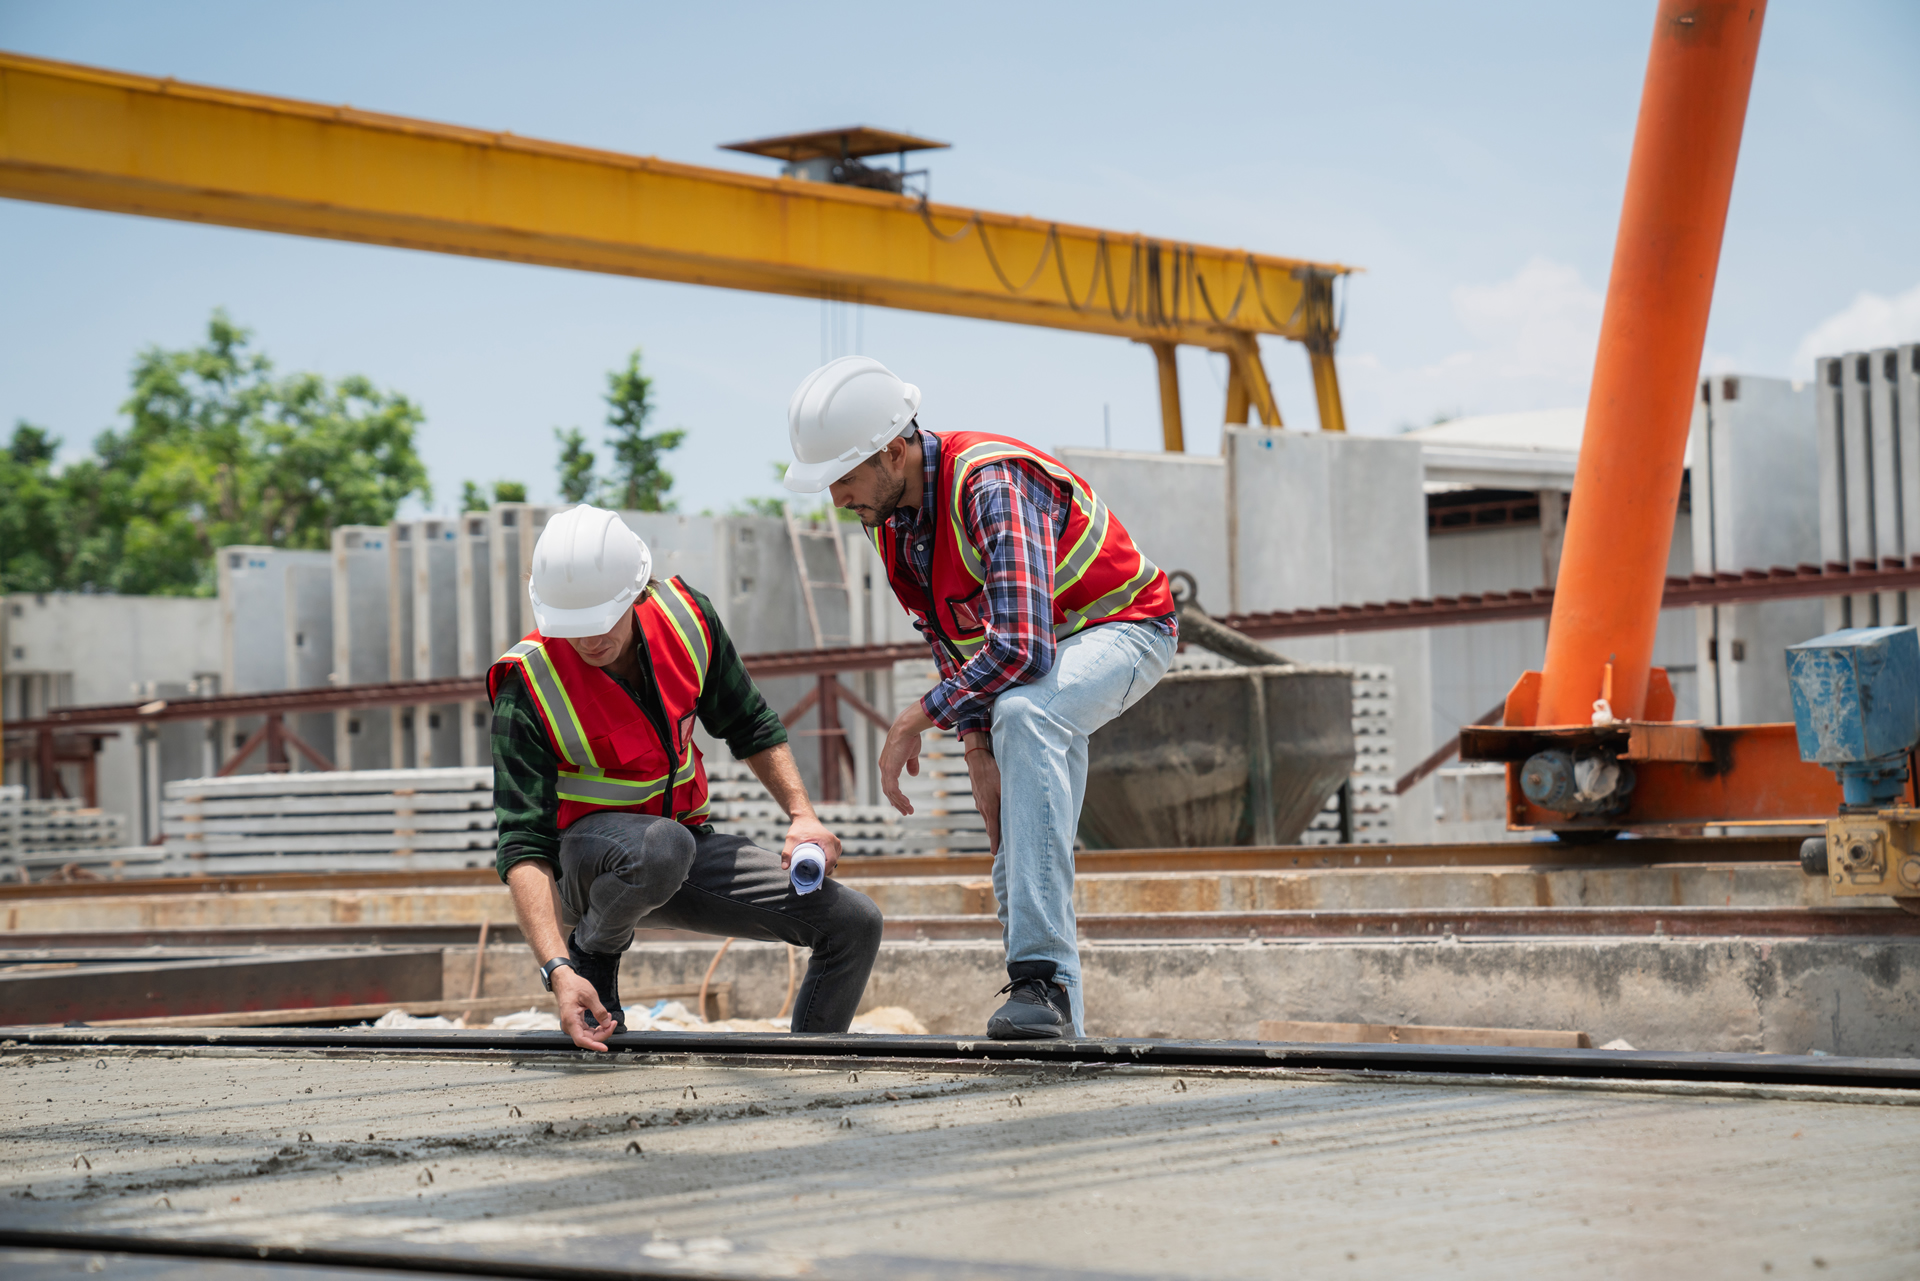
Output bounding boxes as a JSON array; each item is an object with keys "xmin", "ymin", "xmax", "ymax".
[{"xmin": 556, "ymin": 811, "xmax": 883, "ymax": 1034}]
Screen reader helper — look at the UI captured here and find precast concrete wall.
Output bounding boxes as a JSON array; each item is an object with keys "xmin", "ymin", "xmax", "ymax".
[
  {"xmin": 330, "ymin": 525, "xmax": 391, "ymax": 770},
  {"xmin": 1224, "ymin": 428, "xmax": 1436, "ymax": 842},
  {"xmin": 1818, "ymin": 343, "xmax": 1919, "ymax": 634},
  {"xmin": 409, "ymin": 519, "xmax": 463, "ymax": 768},
  {"xmin": 1691, "ymin": 373, "xmax": 1824, "ymax": 725},
  {"xmin": 281, "ymin": 561, "xmax": 335, "ymax": 769},
  {"xmin": 2, "ymin": 592, "xmax": 221, "ymax": 838},
  {"xmin": 386, "ymin": 523, "xmax": 416, "ymax": 767},
  {"xmin": 218, "ymin": 546, "xmax": 330, "ymax": 777},
  {"xmin": 1056, "ymin": 447, "xmax": 1229, "ymax": 611}
]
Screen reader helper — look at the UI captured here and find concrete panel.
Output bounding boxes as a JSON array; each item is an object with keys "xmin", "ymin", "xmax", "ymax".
[
  {"xmin": 2, "ymin": 592, "xmax": 220, "ymax": 833},
  {"xmin": 1225, "ymin": 429, "xmax": 1434, "ymax": 841},
  {"xmin": 330, "ymin": 525, "xmax": 391, "ymax": 771},
  {"xmin": 1690, "ymin": 373, "xmax": 1825, "ymax": 725},
  {"xmin": 411, "ymin": 519, "xmax": 462, "ymax": 769},
  {"xmin": 455, "ymin": 514, "xmax": 493, "ymax": 768},
  {"xmin": 218, "ymin": 546, "xmax": 330, "ymax": 777},
  {"xmin": 1056, "ymin": 447, "xmax": 1229, "ymax": 611},
  {"xmin": 386, "ymin": 523, "xmax": 414, "ymax": 766},
  {"xmin": 281, "ymin": 562, "xmax": 335, "ymax": 769}
]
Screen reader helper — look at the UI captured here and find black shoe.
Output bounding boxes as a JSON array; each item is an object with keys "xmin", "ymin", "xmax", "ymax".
[
  {"xmin": 566, "ymin": 931, "xmax": 627, "ymax": 1033},
  {"xmin": 986, "ymin": 961, "xmax": 1073, "ymax": 1040}
]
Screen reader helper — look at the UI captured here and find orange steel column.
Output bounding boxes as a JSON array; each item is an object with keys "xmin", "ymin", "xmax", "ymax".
[{"xmin": 1536, "ymin": 1, "xmax": 1767, "ymax": 725}]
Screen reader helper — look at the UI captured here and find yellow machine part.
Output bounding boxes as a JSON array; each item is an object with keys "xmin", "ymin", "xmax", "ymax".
[{"xmin": 0, "ymin": 50, "xmax": 1355, "ymax": 440}]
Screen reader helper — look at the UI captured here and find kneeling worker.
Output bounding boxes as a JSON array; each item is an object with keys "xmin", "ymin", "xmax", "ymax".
[
  {"xmin": 783, "ymin": 358, "xmax": 1177, "ymax": 1039},
  {"xmin": 490, "ymin": 504, "xmax": 883, "ymax": 1051}
]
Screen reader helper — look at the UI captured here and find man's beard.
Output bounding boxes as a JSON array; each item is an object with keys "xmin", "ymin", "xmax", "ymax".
[{"xmin": 857, "ymin": 468, "xmax": 911, "ymax": 529}]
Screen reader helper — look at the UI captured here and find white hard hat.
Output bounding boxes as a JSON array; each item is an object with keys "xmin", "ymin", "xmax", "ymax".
[
  {"xmin": 783, "ymin": 356, "xmax": 922, "ymax": 493},
  {"xmin": 528, "ymin": 504, "xmax": 653, "ymax": 638}
]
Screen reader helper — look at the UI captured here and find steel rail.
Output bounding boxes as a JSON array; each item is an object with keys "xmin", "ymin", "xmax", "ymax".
[
  {"xmin": 4, "ymin": 904, "xmax": 1911, "ymax": 951},
  {"xmin": 0, "ymin": 836, "xmax": 1808, "ymax": 901},
  {"xmin": 0, "ymin": 1231, "xmax": 781, "ymax": 1281},
  {"xmin": 6, "ymin": 1025, "xmax": 1919, "ymax": 1091},
  {"xmin": 6, "ymin": 559, "xmax": 1916, "ymax": 736},
  {"xmin": 1222, "ymin": 555, "xmax": 1920, "ymax": 642}
]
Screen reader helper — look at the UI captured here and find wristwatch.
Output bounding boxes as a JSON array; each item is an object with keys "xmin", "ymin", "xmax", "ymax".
[{"xmin": 540, "ymin": 956, "xmax": 576, "ymax": 992}]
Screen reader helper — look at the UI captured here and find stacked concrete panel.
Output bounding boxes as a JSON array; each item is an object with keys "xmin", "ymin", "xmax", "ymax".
[
  {"xmin": 161, "ymin": 767, "xmax": 495, "ymax": 874},
  {"xmin": 1818, "ymin": 344, "xmax": 1919, "ymax": 633},
  {"xmin": 282, "ymin": 560, "xmax": 335, "ymax": 768},
  {"xmin": 407, "ymin": 518, "xmax": 464, "ymax": 768},
  {"xmin": 1689, "ymin": 374, "xmax": 1823, "ymax": 725}
]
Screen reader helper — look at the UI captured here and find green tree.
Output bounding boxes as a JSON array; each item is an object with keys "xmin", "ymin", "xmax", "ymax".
[
  {"xmin": 555, "ymin": 427, "xmax": 597, "ymax": 504},
  {"xmin": 462, "ymin": 479, "xmax": 529, "ymax": 510},
  {"xmin": 601, "ymin": 350, "xmax": 685, "ymax": 511},
  {"xmin": 0, "ymin": 423, "xmax": 78, "ymax": 592},
  {"xmin": 0, "ymin": 312, "xmax": 429, "ymax": 596}
]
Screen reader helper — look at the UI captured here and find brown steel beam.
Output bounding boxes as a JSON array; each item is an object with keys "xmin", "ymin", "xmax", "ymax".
[
  {"xmin": 0, "ymin": 948, "xmax": 445, "ymax": 1023},
  {"xmin": 8, "ymin": 554, "xmax": 1915, "ymax": 736}
]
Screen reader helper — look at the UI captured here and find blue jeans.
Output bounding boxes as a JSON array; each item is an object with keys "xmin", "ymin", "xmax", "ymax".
[{"xmin": 990, "ymin": 620, "xmax": 1176, "ymax": 1035}]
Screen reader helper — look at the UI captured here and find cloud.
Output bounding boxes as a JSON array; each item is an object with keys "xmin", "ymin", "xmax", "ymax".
[
  {"xmin": 1338, "ymin": 256, "xmax": 1603, "ymax": 431},
  {"xmin": 1448, "ymin": 256, "xmax": 1604, "ymax": 384},
  {"xmin": 1791, "ymin": 281, "xmax": 1920, "ymax": 375}
]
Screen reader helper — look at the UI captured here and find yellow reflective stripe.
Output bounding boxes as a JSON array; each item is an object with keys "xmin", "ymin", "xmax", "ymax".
[
  {"xmin": 1057, "ymin": 554, "xmax": 1163, "ymax": 633},
  {"xmin": 653, "ymin": 578, "xmax": 710, "ymax": 685},
  {"xmin": 503, "ymin": 639, "xmax": 540, "ymax": 661},
  {"xmin": 557, "ymin": 772, "xmax": 668, "ymax": 806},
  {"xmin": 555, "ymin": 738, "xmax": 698, "ymax": 807},
  {"xmin": 946, "ymin": 439, "xmax": 1104, "ymax": 592},
  {"xmin": 1054, "ymin": 494, "xmax": 1110, "ymax": 594},
  {"xmin": 517, "ymin": 644, "xmax": 593, "ymax": 768}
]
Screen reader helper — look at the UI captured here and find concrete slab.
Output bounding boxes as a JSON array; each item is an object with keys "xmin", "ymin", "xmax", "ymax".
[{"xmin": 2, "ymin": 1044, "xmax": 1915, "ymax": 1279}]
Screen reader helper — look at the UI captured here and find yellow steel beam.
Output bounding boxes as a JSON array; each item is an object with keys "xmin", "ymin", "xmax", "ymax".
[{"xmin": 0, "ymin": 51, "xmax": 1355, "ymax": 359}]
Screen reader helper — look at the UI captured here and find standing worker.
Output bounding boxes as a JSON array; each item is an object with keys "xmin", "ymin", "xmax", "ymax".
[
  {"xmin": 489, "ymin": 504, "xmax": 883, "ymax": 1051},
  {"xmin": 782, "ymin": 357, "xmax": 1177, "ymax": 1039}
]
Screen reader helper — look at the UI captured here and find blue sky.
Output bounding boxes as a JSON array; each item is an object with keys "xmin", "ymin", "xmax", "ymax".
[{"xmin": 3, "ymin": 0, "xmax": 1917, "ymax": 516}]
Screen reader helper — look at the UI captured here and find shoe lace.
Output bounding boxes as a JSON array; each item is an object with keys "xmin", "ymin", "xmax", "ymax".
[{"xmin": 995, "ymin": 975, "xmax": 1059, "ymax": 1002}]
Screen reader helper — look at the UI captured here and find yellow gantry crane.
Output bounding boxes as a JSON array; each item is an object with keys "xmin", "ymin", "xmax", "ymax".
[{"xmin": 0, "ymin": 50, "xmax": 1355, "ymax": 446}]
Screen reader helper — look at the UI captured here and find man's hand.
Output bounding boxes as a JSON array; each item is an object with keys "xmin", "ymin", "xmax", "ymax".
[
  {"xmin": 961, "ymin": 731, "xmax": 1002, "ymax": 856},
  {"xmin": 781, "ymin": 810, "xmax": 842, "ymax": 874},
  {"xmin": 880, "ymin": 703, "xmax": 935, "ymax": 815},
  {"xmin": 552, "ymin": 966, "xmax": 617, "ymax": 1052}
]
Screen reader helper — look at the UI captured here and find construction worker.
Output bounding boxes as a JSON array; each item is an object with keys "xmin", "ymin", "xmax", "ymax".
[
  {"xmin": 489, "ymin": 504, "xmax": 883, "ymax": 1052},
  {"xmin": 783, "ymin": 357, "xmax": 1177, "ymax": 1039}
]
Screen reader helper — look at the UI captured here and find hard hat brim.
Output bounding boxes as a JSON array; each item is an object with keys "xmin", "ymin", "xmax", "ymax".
[
  {"xmin": 783, "ymin": 451, "xmax": 867, "ymax": 494},
  {"xmin": 530, "ymin": 586, "xmax": 640, "ymax": 639}
]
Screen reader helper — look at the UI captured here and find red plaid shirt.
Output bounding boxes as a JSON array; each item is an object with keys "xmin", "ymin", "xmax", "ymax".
[{"xmin": 885, "ymin": 431, "xmax": 1172, "ymax": 737}]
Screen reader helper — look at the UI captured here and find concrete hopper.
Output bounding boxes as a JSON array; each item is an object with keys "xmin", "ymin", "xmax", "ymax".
[{"xmin": 1082, "ymin": 664, "xmax": 1356, "ymax": 848}]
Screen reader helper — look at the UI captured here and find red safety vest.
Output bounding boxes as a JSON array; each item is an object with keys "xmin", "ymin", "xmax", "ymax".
[
  {"xmin": 486, "ymin": 576, "xmax": 713, "ymax": 830},
  {"xmin": 872, "ymin": 431, "xmax": 1174, "ymax": 664}
]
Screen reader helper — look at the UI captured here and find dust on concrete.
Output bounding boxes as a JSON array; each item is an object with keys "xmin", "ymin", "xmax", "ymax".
[{"xmin": 5, "ymin": 1044, "xmax": 1920, "ymax": 1279}]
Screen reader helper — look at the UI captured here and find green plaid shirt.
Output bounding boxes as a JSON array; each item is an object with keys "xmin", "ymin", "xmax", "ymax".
[{"xmin": 491, "ymin": 580, "xmax": 787, "ymax": 882}]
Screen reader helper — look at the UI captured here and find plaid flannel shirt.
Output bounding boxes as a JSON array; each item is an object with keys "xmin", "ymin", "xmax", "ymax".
[{"xmin": 886, "ymin": 431, "xmax": 1171, "ymax": 738}]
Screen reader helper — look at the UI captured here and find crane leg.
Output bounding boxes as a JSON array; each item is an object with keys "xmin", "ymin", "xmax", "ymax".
[{"xmin": 1148, "ymin": 341, "xmax": 1185, "ymax": 452}]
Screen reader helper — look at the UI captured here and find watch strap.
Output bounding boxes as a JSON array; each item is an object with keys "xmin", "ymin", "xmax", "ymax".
[{"xmin": 540, "ymin": 956, "xmax": 575, "ymax": 991}]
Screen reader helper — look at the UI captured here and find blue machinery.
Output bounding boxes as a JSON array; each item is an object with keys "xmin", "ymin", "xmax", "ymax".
[{"xmin": 1787, "ymin": 625, "xmax": 1920, "ymax": 901}]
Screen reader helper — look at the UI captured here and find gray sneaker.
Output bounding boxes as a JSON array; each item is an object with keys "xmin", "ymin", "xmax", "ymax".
[{"xmin": 986, "ymin": 961, "xmax": 1072, "ymax": 1039}]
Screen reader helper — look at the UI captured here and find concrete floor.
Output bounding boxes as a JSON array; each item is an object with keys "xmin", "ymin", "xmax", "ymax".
[{"xmin": 3, "ymin": 1044, "xmax": 1917, "ymax": 1279}]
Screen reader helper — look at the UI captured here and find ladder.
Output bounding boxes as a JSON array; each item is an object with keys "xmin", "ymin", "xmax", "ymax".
[{"xmin": 784, "ymin": 508, "xmax": 853, "ymax": 648}]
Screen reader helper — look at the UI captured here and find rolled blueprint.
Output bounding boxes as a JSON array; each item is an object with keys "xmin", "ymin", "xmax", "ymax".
[{"xmin": 790, "ymin": 841, "xmax": 826, "ymax": 895}]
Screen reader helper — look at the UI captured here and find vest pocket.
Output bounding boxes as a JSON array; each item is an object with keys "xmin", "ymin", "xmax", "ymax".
[{"xmin": 944, "ymin": 586, "xmax": 987, "ymax": 635}]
